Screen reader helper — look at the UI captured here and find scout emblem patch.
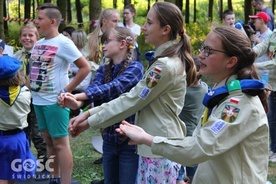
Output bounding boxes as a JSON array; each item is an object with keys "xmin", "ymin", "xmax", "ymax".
[
  {"xmin": 146, "ymin": 67, "xmax": 162, "ymax": 88},
  {"xmin": 221, "ymin": 104, "xmax": 240, "ymax": 123}
]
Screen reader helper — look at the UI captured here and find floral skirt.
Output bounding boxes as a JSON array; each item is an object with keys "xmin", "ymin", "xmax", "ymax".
[{"xmin": 136, "ymin": 156, "xmax": 181, "ymax": 184}]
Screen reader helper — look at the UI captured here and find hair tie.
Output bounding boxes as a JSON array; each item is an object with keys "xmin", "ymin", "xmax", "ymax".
[
  {"xmin": 126, "ymin": 36, "xmax": 133, "ymax": 42},
  {"xmin": 178, "ymin": 30, "xmax": 184, "ymax": 37},
  {"xmin": 128, "ymin": 44, "xmax": 134, "ymax": 50}
]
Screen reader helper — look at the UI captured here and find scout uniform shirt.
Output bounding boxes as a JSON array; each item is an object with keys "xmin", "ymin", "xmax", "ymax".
[
  {"xmin": 253, "ymin": 29, "xmax": 276, "ymax": 91},
  {"xmin": 150, "ymin": 75, "xmax": 269, "ymax": 184},
  {"xmin": 88, "ymin": 41, "xmax": 187, "ymax": 158},
  {"xmin": 0, "ymin": 86, "xmax": 30, "ymax": 130}
]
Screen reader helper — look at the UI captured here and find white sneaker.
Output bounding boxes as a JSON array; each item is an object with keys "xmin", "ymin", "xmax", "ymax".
[{"xmin": 269, "ymin": 152, "xmax": 276, "ymax": 162}]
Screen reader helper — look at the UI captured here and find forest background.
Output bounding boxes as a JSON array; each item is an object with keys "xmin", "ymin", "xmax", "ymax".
[{"xmin": 1, "ymin": 0, "xmax": 276, "ymax": 183}]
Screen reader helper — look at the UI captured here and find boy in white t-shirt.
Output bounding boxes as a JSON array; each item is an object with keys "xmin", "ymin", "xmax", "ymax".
[{"xmin": 30, "ymin": 3, "xmax": 91, "ymax": 184}]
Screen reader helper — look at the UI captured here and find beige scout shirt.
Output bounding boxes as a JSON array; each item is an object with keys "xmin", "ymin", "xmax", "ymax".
[
  {"xmin": 0, "ymin": 86, "xmax": 30, "ymax": 131},
  {"xmin": 151, "ymin": 76, "xmax": 269, "ymax": 184},
  {"xmin": 253, "ymin": 29, "xmax": 276, "ymax": 91},
  {"xmin": 88, "ymin": 41, "xmax": 187, "ymax": 158}
]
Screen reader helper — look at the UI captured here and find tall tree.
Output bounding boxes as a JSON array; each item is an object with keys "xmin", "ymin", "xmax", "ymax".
[
  {"xmin": 57, "ymin": 0, "xmax": 66, "ymax": 32},
  {"xmin": 176, "ymin": 0, "xmax": 183, "ymax": 10},
  {"xmin": 25, "ymin": 0, "xmax": 31, "ymax": 19},
  {"xmin": 113, "ymin": 0, "xmax": 117, "ymax": 8},
  {"xmin": 208, "ymin": 0, "xmax": 214, "ymax": 21},
  {"xmin": 218, "ymin": 0, "xmax": 223, "ymax": 20},
  {"xmin": 227, "ymin": 0, "xmax": 233, "ymax": 11},
  {"xmin": 89, "ymin": 0, "xmax": 101, "ymax": 32},
  {"xmin": 3, "ymin": 0, "xmax": 8, "ymax": 35},
  {"xmin": 124, "ymin": 0, "xmax": 131, "ymax": 6},
  {"xmin": 67, "ymin": 0, "xmax": 72, "ymax": 23},
  {"xmin": 185, "ymin": 0, "xmax": 190, "ymax": 24},
  {"xmin": 148, "ymin": 0, "xmax": 150, "ymax": 11},
  {"xmin": 0, "ymin": 0, "xmax": 4, "ymax": 39},
  {"xmin": 193, "ymin": 0, "xmax": 196, "ymax": 22},
  {"xmin": 75, "ymin": 0, "xmax": 83, "ymax": 28},
  {"xmin": 244, "ymin": 0, "xmax": 252, "ymax": 24}
]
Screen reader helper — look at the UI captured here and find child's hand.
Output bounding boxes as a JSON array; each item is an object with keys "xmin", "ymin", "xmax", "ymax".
[
  {"xmin": 68, "ymin": 111, "xmax": 90, "ymax": 137},
  {"xmin": 116, "ymin": 120, "xmax": 154, "ymax": 146}
]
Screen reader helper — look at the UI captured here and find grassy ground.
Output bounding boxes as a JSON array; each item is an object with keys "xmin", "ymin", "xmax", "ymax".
[{"xmin": 67, "ymin": 127, "xmax": 276, "ymax": 184}]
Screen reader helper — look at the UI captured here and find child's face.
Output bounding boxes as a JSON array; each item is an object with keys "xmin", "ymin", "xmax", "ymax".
[
  {"xmin": 198, "ymin": 31, "xmax": 232, "ymax": 83},
  {"xmin": 123, "ymin": 9, "xmax": 134, "ymax": 21},
  {"xmin": 35, "ymin": 10, "xmax": 52, "ymax": 37},
  {"xmin": 20, "ymin": 28, "xmax": 38, "ymax": 50},
  {"xmin": 223, "ymin": 14, "xmax": 235, "ymax": 27},
  {"xmin": 102, "ymin": 13, "xmax": 120, "ymax": 33},
  {"xmin": 142, "ymin": 8, "xmax": 166, "ymax": 48},
  {"xmin": 102, "ymin": 32, "xmax": 124, "ymax": 63}
]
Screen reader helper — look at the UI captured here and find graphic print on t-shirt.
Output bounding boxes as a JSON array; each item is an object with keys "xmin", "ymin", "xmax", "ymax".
[{"xmin": 30, "ymin": 45, "xmax": 57, "ymax": 92}]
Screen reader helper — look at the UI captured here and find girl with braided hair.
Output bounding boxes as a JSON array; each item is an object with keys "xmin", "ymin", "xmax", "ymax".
[
  {"xmin": 65, "ymin": 2, "xmax": 197, "ymax": 183},
  {"xmin": 59, "ymin": 27, "xmax": 144, "ymax": 184}
]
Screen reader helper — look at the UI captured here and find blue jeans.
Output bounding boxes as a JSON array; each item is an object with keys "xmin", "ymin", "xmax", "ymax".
[
  {"xmin": 103, "ymin": 139, "xmax": 139, "ymax": 184},
  {"xmin": 268, "ymin": 92, "xmax": 276, "ymax": 152}
]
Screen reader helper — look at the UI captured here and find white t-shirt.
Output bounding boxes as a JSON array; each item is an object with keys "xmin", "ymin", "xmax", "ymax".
[
  {"xmin": 3, "ymin": 45, "xmax": 14, "ymax": 57},
  {"xmin": 30, "ymin": 34, "xmax": 82, "ymax": 105},
  {"xmin": 118, "ymin": 22, "xmax": 141, "ymax": 47}
]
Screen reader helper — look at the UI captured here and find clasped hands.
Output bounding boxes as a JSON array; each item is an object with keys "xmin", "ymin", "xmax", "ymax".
[{"xmin": 58, "ymin": 92, "xmax": 89, "ymax": 137}]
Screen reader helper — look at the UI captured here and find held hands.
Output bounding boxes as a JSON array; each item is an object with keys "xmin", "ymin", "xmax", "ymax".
[
  {"xmin": 68, "ymin": 111, "xmax": 90, "ymax": 137},
  {"xmin": 57, "ymin": 92, "xmax": 82, "ymax": 110},
  {"xmin": 116, "ymin": 120, "xmax": 154, "ymax": 146}
]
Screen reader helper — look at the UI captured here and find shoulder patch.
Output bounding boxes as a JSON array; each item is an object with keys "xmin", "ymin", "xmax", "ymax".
[
  {"xmin": 139, "ymin": 87, "xmax": 151, "ymax": 100},
  {"xmin": 210, "ymin": 120, "xmax": 226, "ymax": 135},
  {"xmin": 221, "ymin": 104, "xmax": 240, "ymax": 123},
  {"xmin": 146, "ymin": 71, "xmax": 161, "ymax": 88}
]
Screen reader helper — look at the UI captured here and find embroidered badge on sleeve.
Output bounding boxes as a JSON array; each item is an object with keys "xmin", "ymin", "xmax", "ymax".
[
  {"xmin": 221, "ymin": 104, "xmax": 240, "ymax": 123},
  {"xmin": 139, "ymin": 87, "xmax": 151, "ymax": 100},
  {"xmin": 146, "ymin": 66, "xmax": 162, "ymax": 88},
  {"xmin": 210, "ymin": 120, "xmax": 226, "ymax": 135}
]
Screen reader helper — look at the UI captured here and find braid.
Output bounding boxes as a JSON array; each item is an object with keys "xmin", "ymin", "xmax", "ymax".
[{"xmin": 105, "ymin": 61, "xmax": 113, "ymax": 83}]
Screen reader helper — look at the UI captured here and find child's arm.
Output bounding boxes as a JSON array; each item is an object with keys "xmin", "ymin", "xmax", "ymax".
[{"xmin": 65, "ymin": 56, "xmax": 91, "ymax": 92}]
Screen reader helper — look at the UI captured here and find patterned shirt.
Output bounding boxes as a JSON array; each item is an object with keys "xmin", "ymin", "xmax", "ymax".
[{"xmin": 85, "ymin": 61, "xmax": 144, "ymax": 143}]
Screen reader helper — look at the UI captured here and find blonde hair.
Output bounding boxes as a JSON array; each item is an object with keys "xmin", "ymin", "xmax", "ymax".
[
  {"xmin": 101, "ymin": 27, "xmax": 135, "ymax": 83},
  {"xmin": 87, "ymin": 8, "xmax": 119, "ymax": 63},
  {"xmin": 72, "ymin": 30, "xmax": 87, "ymax": 50},
  {"xmin": 20, "ymin": 22, "xmax": 39, "ymax": 39}
]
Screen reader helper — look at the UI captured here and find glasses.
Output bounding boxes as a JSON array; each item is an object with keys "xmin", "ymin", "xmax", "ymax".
[
  {"xmin": 103, "ymin": 38, "xmax": 119, "ymax": 45},
  {"xmin": 200, "ymin": 44, "xmax": 227, "ymax": 57}
]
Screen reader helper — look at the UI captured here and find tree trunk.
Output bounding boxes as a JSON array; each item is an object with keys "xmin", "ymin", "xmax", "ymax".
[
  {"xmin": 227, "ymin": 0, "xmax": 233, "ymax": 11},
  {"xmin": 89, "ymin": 0, "xmax": 102, "ymax": 32},
  {"xmin": 193, "ymin": 0, "xmax": 196, "ymax": 22},
  {"xmin": 148, "ymin": 0, "xmax": 150, "ymax": 12},
  {"xmin": 0, "ymin": 0, "xmax": 4, "ymax": 39},
  {"xmin": 124, "ymin": 0, "xmax": 131, "ymax": 6},
  {"xmin": 57, "ymin": 0, "xmax": 66, "ymax": 32},
  {"xmin": 67, "ymin": 0, "xmax": 72, "ymax": 23},
  {"xmin": 208, "ymin": 0, "xmax": 213, "ymax": 21},
  {"xmin": 113, "ymin": 0, "xmax": 117, "ymax": 8},
  {"xmin": 185, "ymin": 0, "xmax": 190, "ymax": 24},
  {"xmin": 75, "ymin": 0, "xmax": 83, "ymax": 28},
  {"xmin": 244, "ymin": 0, "xmax": 252, "ymax": 24},
  {"xmin": 176, "ymin": 0, "xmax": 183, "ymax": 10},
  {"xmin": 4, "ymin": 0, "xmax": 8, "ymax": 35},
  {"xmin": 25, "ymin": 0, "xmax": 31, "ymax": 19},
  {"xmin": 218, "ymin": 0, "xmax": 223, "ymax": 20}
]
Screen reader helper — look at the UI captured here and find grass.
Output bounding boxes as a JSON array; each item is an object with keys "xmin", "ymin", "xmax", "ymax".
[{"xmin": 66, "ymin": 126, "xmax": 276, "ymax": 183}]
